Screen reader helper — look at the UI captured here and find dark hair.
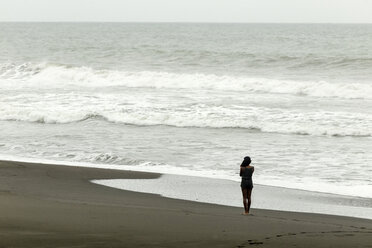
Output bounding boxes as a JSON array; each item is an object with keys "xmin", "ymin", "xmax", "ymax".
[{"xmin": 241, "ymin": 156, "xmax": 251, "ymax": 167}]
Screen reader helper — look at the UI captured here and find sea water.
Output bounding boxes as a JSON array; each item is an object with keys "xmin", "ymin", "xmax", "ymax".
[{"xmin": 0, "ymin": 23, "xmax": 371, "ymax": 200}]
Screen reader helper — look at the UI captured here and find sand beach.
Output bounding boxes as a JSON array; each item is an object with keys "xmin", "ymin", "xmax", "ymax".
[{"xmin": 1, "ymin": 160, "xmax": 371, "ymax": 248}]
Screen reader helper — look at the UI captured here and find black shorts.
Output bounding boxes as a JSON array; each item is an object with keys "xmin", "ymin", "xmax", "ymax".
[{"xmin": 241, "ymin": 179, "xmax": 253, "ymax": 190}]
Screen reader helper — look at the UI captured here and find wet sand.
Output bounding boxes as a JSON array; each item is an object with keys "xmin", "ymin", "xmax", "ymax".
[{"xmin": 0, "ymin": 160, "xmax": 371, "ymax": 247}]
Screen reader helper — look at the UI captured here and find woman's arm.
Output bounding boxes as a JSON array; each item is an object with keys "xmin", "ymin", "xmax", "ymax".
[{"xmin": 240, "ymin": 167, "xmax": 243, "ymax": 176}]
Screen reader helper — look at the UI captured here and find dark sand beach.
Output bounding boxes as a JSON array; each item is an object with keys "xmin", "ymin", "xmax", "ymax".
[{"xmin": 0, "ymin": 160, "xmax": 371, "ymax": 248}]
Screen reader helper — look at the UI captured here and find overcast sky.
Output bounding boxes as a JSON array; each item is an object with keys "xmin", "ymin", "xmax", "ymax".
[{"xmin": 1, "ymin": 0, "xmax": 371, "ymax": 23}]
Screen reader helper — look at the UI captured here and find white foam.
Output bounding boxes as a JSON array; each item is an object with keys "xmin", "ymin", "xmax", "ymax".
[
  {"xmin": 256, "ymin": 177, "xmax": 372, "ymax": 199},
  {"xmin": 0, "ymin": 93, "xmax": 370, "ymax": 137}
]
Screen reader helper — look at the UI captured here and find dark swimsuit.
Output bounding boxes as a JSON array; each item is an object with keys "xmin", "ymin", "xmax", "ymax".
[{"xmin": 240, "ymin": 167, "xmax": 254, "ymax": 189}]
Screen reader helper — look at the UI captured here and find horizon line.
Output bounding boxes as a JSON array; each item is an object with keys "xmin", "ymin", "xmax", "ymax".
[{"xmin": 0, "ymin": 21, "xmax": 371, "ymax": 24}]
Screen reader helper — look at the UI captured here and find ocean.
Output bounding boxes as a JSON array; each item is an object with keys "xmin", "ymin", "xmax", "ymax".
[{"xmin": 0, "ymin": 23, "xmax": 371, "ymax": 200}]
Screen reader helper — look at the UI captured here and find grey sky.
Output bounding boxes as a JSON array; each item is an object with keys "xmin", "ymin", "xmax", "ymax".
[{"xmin": 1, "ymin": 0, "xmax": 371, "ymax": 23}]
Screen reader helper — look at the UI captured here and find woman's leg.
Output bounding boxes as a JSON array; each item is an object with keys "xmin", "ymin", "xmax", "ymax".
[
  {"xmin": 247, "ymin": 189, "xmax": 252, "ymax": 213},
  {"xmin": 241, "ymin": 188, "xmax": 248, "ymax": 213}
]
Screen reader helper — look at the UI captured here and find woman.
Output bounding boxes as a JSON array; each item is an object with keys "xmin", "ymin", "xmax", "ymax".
[{"xmin": 240, "ymin": 156, "xmax": 254, "ymax": 215}]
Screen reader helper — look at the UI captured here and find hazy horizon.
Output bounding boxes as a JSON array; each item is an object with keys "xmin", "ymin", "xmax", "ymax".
[
  {"xmin": 1, "ymin": 21, "xmax": 372, "ymax": 24},
  {"xmin": 1, "ymin": 0, "xmax": 372, "ymax": 23}
]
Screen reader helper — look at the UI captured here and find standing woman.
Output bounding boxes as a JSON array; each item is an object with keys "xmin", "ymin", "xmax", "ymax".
[{"xmin": 240, "ymin": 156, "xmax": 254, "ymax": 215}]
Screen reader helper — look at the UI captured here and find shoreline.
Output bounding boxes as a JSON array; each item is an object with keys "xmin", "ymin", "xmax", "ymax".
[
  {"xmin": 93, "ymin": 174, "xmax": 372, "ymax": 220},
  {"xmin": 0, "ymin": 160, "xmax": 371, "ymax": 247},
  {"xmin": 1, "ymin": 157, "xmax": 371, "ymax": 220},
  {"xmin": 0, "ymin": 155, "xmax": 370, "ymax": 199}
]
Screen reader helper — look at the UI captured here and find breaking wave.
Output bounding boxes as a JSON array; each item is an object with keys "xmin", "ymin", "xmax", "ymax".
[
  {"xmin": 1, "ymin": 63, "xmax": 371, "ymax": 99},
  {"xmin": 0, "ymin": 100, "xmax": 370, "ymax": 137}
]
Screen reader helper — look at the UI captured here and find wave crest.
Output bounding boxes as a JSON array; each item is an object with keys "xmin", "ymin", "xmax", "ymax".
[
  {"xmin": 1, "ymin": 63, "xmax": 371, "ymax": 99},
  {"xmin": 0, "ymin": 101, "xmax": 370, "ymax": 137}
]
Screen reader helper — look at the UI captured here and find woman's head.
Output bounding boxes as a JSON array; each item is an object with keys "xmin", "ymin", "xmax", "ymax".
[{"xmin": 242, "ymin": 156, "xmax": 251, "ymax": 166}]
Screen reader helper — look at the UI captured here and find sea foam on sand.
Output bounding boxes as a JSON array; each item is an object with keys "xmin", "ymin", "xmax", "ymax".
[{"xmin": 92, "ymin": 174, "xmax": 372, "ymax": 220}]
